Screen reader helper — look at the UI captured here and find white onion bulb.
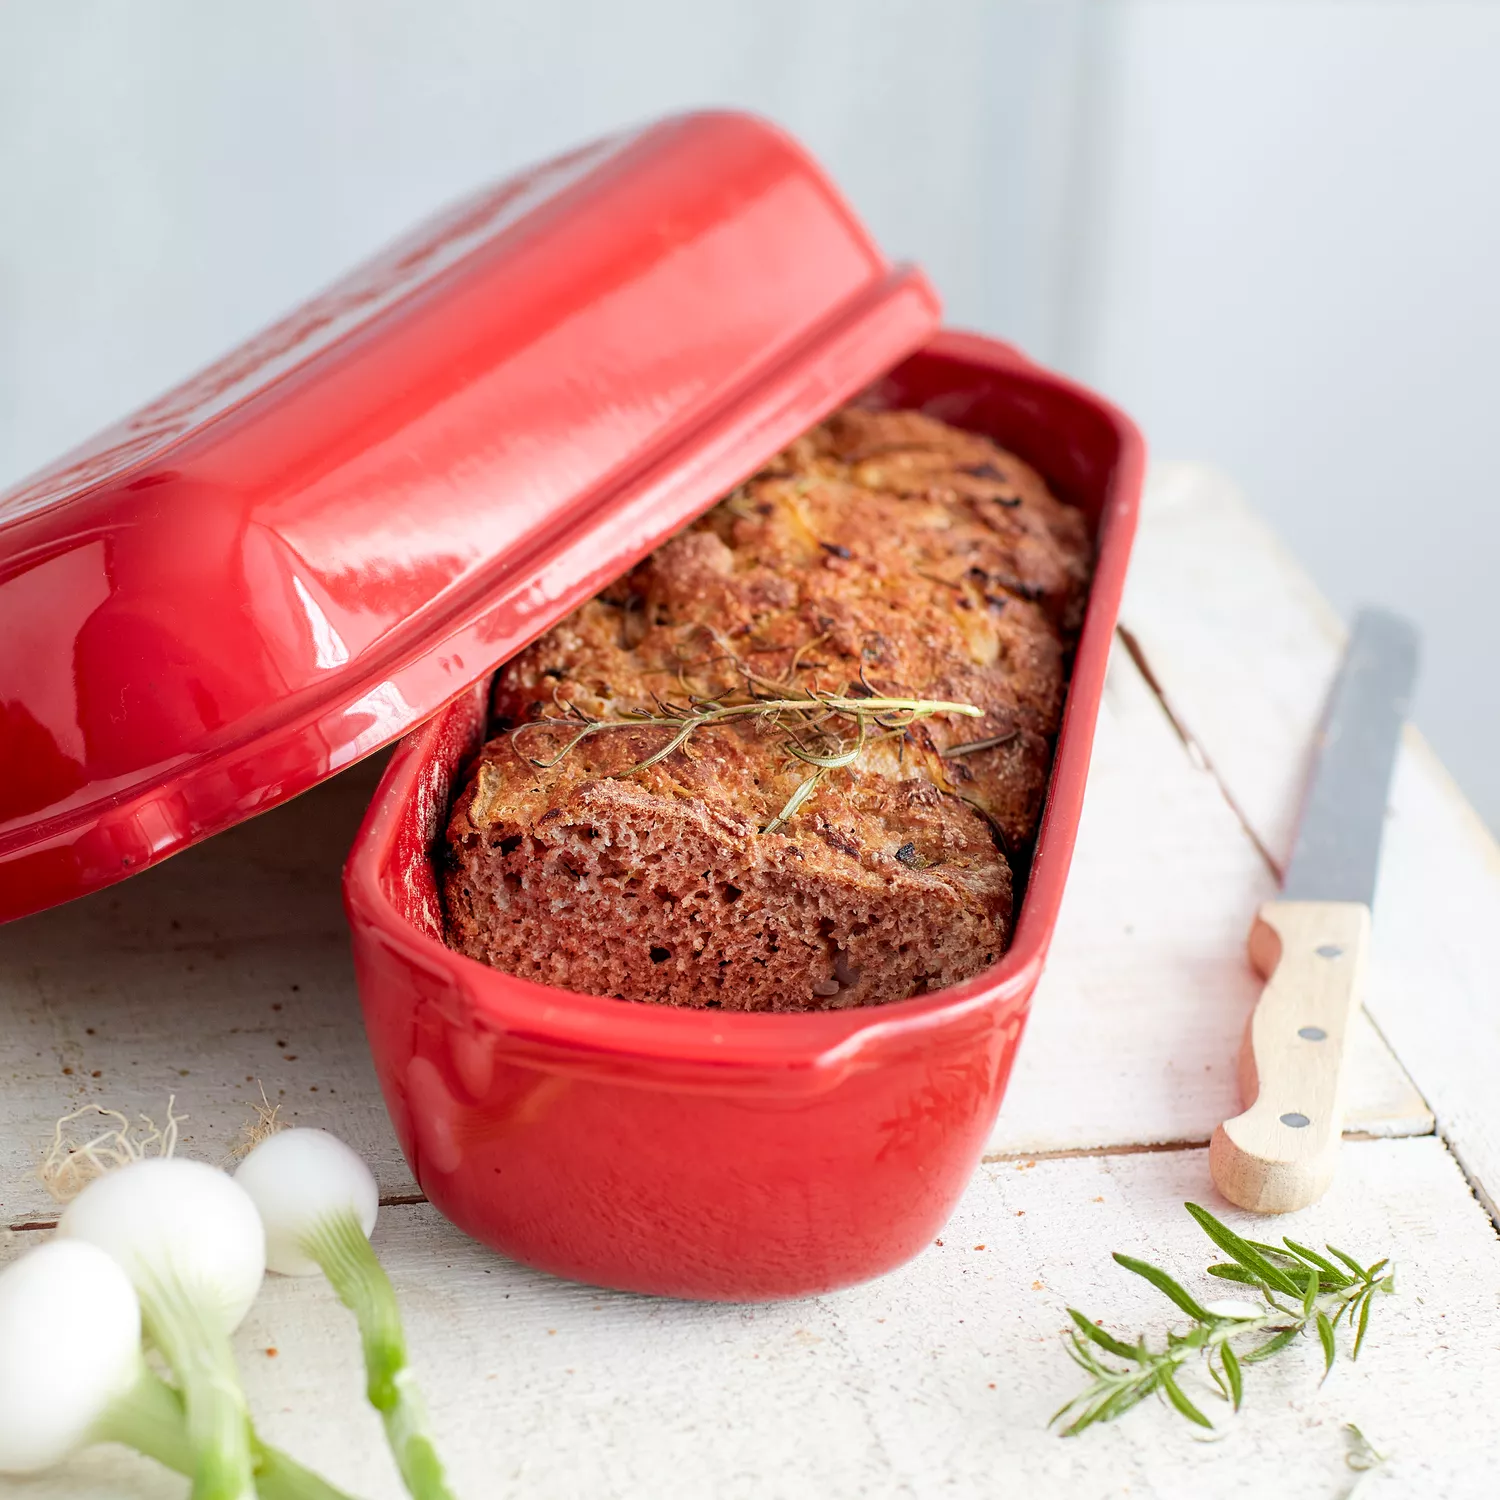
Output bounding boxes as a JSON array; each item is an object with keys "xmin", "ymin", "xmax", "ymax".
[
  {"xmin": 234, "ymin": 1128, "xmax": 379, "ymax": 1276},
  {"xmin": 58, "ymin": 1156, "xmax": 265, "ymax": 1330},
  {"xmin": 0, "ymin": 1240, "xmax": 142, "ymax": 1473}
]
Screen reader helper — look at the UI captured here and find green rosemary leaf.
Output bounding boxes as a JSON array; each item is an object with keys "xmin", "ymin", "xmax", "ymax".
[
  {"xmin": 1317, "ymin": 1311, "xmax": 1336, "ymax": 1381},
  {"xmin": 1050, "ymin": 1393, "xmax": 1087, "ymax": 1431},
  {"xmin": 939, "ymin": 730, "xmax": 1019, "ymax": 758},
  {"xmin": 1301, "ymin": 1266, "xmax": 1320, "ymax": 1317},
  {"xmin": 1353, "ymin": 1289, "xmax": 1374, "ymax": 1360},
  {"xmin": 1055, "ymin": 1398, "xmax": 1111, "ymax": 1438},
  {"xmin": 1239, "ymin": 1326, "xmax": 1300, "ymax": 1364},
  {"xmin": 1250, "ymin": 1259, "xmax": 1308, "ymax": 1292},
  {"xmin": 1220, "ymin": 1341, "xmax": 1244, "ymax": 1411},
  {"xmin": 1111, "ymin": 1254, "xmax": 1216, "ymax": 1323},
  {"xmin": 513, "ymin": 719, "xmax": 603, "ymax": 769},
  {"xmin": 784, "ymin": 708, "xmax": 867, "ymax": 770},
  {"xmin": 1165, "ymin": 1327, "xmax": 1207, "ymax": 1357},
  {"xmin": 622, "ymin": 719, "xmax": 699, "ymax": 774},
  {"xmin": 1366, "ymin": 1258, "xmax": 1390, "ymax": 1280},
  {"xmin": 1309, "ymin": 1264, "xmax": 1355, "ymax": 1294},
  {"xmin": 1068, "ymin": 1309, "xmax": 1139, "ymax": 1362},
  {"xmin": 762, "ymin": 767, "xmax": 828, "ymax": 834},
  {"xmin": 1245, "ymin": 1239, "xmax": 1305, "ymax": 1266},
  {"xmin": 1062, "ymin": 1334, "xmax": 1107, "ymax": 1376},
  {"xmin": 1324, "ymin": 1244, "xmax": 1370, "ymax": 1282},
  {"xmin": 1089, "ymin": 1373, "xmax": 1162, "ymax": 1430},
  {"xmin": 1054, "ymin": 1356, "xmax": 1174, "ymax": 1436},
  {"xmin": 1205, "ymin": 1262, "xmax": 1262, "ymax": 1285},
  {"xmin": 1289, "ymin": 1266, "xmax": 1319, "ymax": 1298},
  {"xmin": 1054, "ymin": 1378, "xmax": 1145, "ymax": 1437},
  {"xmin": 783, "ymin": 737, "xmax": 862, "ymax": 769},
  {"xmin": 1280, "ymin": 1239, "xmax": 1349, "ymax": 1283},
  {"xmin": 1160, "ymin": 1370, "xmax": 1215, "ymax": 1430},
  {"xmin": 1185, "ymin": 1204, "xmax": 1302, "ymax": 1298}
]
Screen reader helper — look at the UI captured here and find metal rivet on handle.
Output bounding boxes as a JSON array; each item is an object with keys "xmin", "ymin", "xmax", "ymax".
[
  {"xmin": 1280, "ymin": 1112, "xmax": 1311, "ymax": 1128},
  {"xmin": 1298, "ymin": 1026, "xmax": 1328, "ymax": 1041},
  {"xmin": 1315, "ymin": 944, "xmax": 1343, "ymax": 959}
]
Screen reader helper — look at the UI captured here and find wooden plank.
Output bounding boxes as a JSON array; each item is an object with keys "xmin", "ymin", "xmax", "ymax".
[
  {"xmin": 988, "ymin": 637, "xmax": 1428, "ymax": 1156},
  {"xmin": 0, "ymin": 643, "xmax": 1429, "ymax": 1229},
  {"xmin": 1120, "ymin": 463, "xmax": 1500, "ymax": 1220},
  {"xmin": 6, "ymin": 1137, "xmax": 1495, "ymax": 1499},
  {"xmin": 0, "ymin": 753, "xmax": 416, "ymax": 1228}
]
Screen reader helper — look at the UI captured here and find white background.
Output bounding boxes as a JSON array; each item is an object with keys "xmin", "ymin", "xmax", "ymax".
[{"xmin": 3, "ymin": 0, "xmax": 1496, "ymax": 827}]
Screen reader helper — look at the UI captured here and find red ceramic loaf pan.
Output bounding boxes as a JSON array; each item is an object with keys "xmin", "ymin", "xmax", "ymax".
[
  {"xmin": 0, "ymin": 108, "xmax": 1137, "ymax": 1298},
  {"xmin": 344, "ymin": 333, "xmax": 1143, "ymax": 1301}
]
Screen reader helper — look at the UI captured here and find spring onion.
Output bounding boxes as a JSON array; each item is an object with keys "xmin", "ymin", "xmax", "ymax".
[
  {"xmin": 0, "ymin": 1239, "xmax": 350, "ymax": 1498},
  {"xmin": 58, "ymin": 1156, "xmax": 266, "ymax": 1500},
  {"xmin": 236, "ymin": 1128, "xmax": 455, "ymax": 1500},
  {"xmin": 0, "ymin": 1239, "xmax": 142, "ymax": 1472}
]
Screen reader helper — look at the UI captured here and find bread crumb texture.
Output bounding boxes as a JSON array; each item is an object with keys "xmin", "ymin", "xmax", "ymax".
[{"xmin": 442, "ymin": 406, "xmax": 1092, "ymax": 1011}]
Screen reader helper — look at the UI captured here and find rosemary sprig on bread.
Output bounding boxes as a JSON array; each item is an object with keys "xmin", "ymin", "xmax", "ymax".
[{"xmin": 511, "ymin": 687, "xmax": 982, "ymax": 833}]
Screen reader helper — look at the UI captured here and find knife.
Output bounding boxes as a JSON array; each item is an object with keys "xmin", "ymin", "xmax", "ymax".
[{"xmin": 1209, "ymin": 607, "xmax": 1420, "ymax": 1214}]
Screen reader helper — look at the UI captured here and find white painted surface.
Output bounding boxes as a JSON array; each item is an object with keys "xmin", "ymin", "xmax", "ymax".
[
  {"xmin": 6, "ymin": 1145, "xmax": 1495, "ymax": 1500},
  {"xmin": 1122, "ymin": 460, "xmax": 1500, "ymax": 1226},
  {"xmin": 990, "ymin": 633, "xmax": 1427, "ymax": 1159},
  {"xmin": 2, "ymin": 466, "xmax": 1498, "ymax": 1496},
  {"xmin": 0, "ymin": 752, "xmax": 412, "ymax": 1230}
]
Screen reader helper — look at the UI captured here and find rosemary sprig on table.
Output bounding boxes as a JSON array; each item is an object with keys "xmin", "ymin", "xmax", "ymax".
[
  {"xmin": 1053, "ymin": 1202, "xmax": 1395, "ymax": 1437},
  {"xmin": 510, "ymin": 687, "xmax": 981, "ymax": 834}
]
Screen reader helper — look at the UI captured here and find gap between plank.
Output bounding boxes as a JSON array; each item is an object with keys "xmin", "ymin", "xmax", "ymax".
[
  {"xmin": 1115, "ymin": 624, "xmax": 1281, "ymax": 879},
  {"xmin": 6, "ymin": 1140, "xmax": 1446, "ymax": 1234},
  {"xmin": 984, "ymin": 1138, "xmax": 1208, "ymax": 1166},
  {"xmin": 1112, "ymin": 625, "xmax": 1489, "ymax": 1227},
  {"xmin": 981, "ymin": 1131, "xmax": 1417, "ymax": 1169},
  {"xmin": 6, "ymin": 1187, "xmax": 431, "ymax": 1235}
]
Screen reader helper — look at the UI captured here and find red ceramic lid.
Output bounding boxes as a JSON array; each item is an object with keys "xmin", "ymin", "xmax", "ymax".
[{"xmin": 0, "ymin": 110, "xmax": 939, "ymax": 922}]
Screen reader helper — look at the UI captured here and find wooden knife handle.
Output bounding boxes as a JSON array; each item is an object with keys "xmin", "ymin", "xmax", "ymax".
[{"xmin": 1209, "ymin": 899, "xmax": 1371, "ymax": 1213}]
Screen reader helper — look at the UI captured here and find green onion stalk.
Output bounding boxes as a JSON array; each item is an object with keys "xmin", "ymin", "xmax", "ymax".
[
  {"xmin": 0, "ymin": 1236, "xmax": 353, "ymax": 1499},
  {"xmin": 237, "ymin": 1128, "xmax": 457, "ymax": 1500},
  {"xmin": 57, "ymin": 1157, "xmax": 270, "ymax": 1500}
]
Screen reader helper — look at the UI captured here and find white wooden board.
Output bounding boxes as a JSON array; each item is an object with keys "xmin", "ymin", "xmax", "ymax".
[
  {"xmin": 6, "ymin": 1139, "xmax": 1495, "ymax": 1500},
  {"xmin": 989, "ymin": 638, "xmax": 1427, "ymax": 1158},
  {"xmin": 1120, "ymin": 463, "xmax": 1500, "ymax": 1220},
  {"xmin": 0, "ymin": 755, "xmax": 414, "ymax": 1229}
]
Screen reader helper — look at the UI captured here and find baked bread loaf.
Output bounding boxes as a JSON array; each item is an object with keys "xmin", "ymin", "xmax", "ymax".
[{"xmin": 442, "ymin": 406, "xmax": 1091, "ymax": 1011}]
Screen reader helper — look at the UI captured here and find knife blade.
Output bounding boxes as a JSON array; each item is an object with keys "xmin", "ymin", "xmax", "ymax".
[
  {"xmin": 1282, "ymin": 608, "xmax": 1421, "ymax": 906},
  {"xmin": 1210, "ymin": 607, "xmax": 1421, "ymax": 1214}
]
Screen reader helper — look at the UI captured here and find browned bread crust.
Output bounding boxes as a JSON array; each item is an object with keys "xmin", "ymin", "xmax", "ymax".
[{"xmin": 442, "ymin": 407, "xmax": 1091, "ymax": 1011}]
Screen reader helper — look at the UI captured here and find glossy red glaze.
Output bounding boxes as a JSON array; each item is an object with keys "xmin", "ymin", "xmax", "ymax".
[
  {"xmin": 0, "ymin": 111, "xmax": 936, "ymax": 923},
  {"xmin": 344, "ymin": 334, "xmax": 1144, "ymax": 1301}
]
